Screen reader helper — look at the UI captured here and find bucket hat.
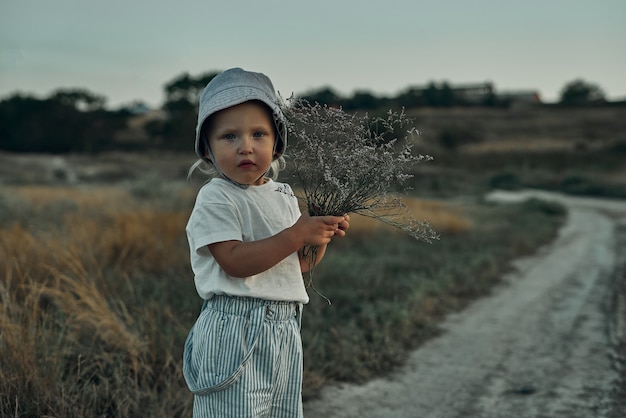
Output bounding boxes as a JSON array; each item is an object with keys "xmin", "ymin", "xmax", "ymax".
[{"xmin": 195, "ymin": 68, "xmax": 287, "ymax": 160}]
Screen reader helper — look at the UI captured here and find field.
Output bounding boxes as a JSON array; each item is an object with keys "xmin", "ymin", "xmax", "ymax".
[{"xmin": 1, "ymin": 106, "xmax": 624, "ymax": 416}]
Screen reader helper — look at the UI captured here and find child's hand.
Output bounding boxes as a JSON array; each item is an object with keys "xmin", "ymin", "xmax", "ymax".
[
  {"xmin": 293, "ymin": 212, "xmax": 348, "ymax": 247},
  {"xmin": 334, "ymin": 214, "xmax": 350, "ymax": 238}
]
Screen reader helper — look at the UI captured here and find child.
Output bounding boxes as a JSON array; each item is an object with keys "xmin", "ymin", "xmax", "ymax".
[{"xmin": 183, "ymin": 68, "xmax": 349, "ymax": 417}]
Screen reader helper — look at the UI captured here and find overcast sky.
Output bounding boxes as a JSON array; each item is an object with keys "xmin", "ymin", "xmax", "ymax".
[{"xmin": 1, "ymin": 0, "xmax": 624, "ymax": 108}]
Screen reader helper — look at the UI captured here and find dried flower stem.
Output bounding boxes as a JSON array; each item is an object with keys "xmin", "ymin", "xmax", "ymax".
[{"xmin": 282, "ymin": 98, "xmax": 439, "ymax": 301}]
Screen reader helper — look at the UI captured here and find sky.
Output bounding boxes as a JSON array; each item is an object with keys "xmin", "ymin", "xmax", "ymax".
[{"xmin": 1, "ymin": 0, "xmax": 625, "ymax": 109}]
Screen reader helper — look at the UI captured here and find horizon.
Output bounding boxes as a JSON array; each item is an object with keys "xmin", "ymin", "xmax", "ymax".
[{"xmin": 0, "ymin": 75, "xmax": 599, "ymax": 110}]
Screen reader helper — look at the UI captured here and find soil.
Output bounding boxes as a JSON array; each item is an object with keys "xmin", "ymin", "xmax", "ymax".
[{"xmin": 303, "ymin": 190, "xmax": 626, "ymax": 418}]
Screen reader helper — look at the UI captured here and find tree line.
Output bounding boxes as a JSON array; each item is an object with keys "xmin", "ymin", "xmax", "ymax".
[{"xmin": 0, "ymin": 73, "xmax": 615, "ymax": 154}]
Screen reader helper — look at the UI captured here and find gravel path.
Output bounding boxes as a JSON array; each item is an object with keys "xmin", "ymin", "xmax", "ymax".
[{"xmin": 303, "ymin": 190, "xmax": 626, "ymax": 418}]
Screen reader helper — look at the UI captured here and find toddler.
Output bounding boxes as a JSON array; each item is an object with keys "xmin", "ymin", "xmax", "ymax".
[{"xmin": 183, "ymin": 67, "xmax": 349, "ymax": 417}]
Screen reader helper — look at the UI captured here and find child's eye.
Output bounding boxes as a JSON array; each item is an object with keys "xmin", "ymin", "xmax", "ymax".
[
  {"xmin": 222, "ymin": 133, "xmax": 236, "ymax": 140},
  {"xmin": 253, "ymin": 131, "xmax": 267, "ymax": 138}
]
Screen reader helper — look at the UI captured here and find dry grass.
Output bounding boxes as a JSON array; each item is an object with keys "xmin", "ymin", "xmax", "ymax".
[
  {"xmin": 0, "ymin": 183, "xmax": 470, "ymax": 416},
  {"xmin": 462, "ymin": 138, "xmax": 576, "ymax": 153},
  {"xmin": 293, "ymin": 190, "xmax": 472, "ymax": 238},
  {"xmin": 7, "ymin": 185, "xmax": 132, "ymax": 208},
  {"xmin": 346, "ymin": 197, "xmax": 471, "ymax": 236},
  {"xmin": 0, "ymin": 185, "xmax": 194, "ymax": 417},
  {"xmin": 4, "ymin": 181, "xmax": 548, "ymax": 416}
]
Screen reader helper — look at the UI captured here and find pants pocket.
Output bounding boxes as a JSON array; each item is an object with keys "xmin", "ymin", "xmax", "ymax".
[
  {"xmin": 183, "ymin": 306, "xmax": 263, "ymax": 395},
  {"xmin": 183, "ymin": 308, "xmax": 231, "ymax": 391}
]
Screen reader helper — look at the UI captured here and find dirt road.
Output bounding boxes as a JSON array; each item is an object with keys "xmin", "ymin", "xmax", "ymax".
[{"xmin": 303, "ymin": 190, "xmax": 626, "ymax": 418}]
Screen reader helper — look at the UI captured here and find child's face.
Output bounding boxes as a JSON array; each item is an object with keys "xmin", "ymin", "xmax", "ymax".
[{"xmin": 206, "ymin": 101, "xmax": 276, "ymax": 186}]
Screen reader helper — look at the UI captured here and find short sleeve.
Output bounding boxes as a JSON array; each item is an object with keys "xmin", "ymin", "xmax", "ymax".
[{"xmin": 187, "ymin": 202, "xmax": 242, "ymax": 256}]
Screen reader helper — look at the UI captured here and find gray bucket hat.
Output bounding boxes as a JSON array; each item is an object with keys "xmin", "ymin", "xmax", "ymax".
[{"xmin": 195, "ymin": 68, "xmax": 287, "ymax": 160}]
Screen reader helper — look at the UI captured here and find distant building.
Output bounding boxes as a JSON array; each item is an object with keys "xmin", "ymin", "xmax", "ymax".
[
  {"xmin": 498, "ymin": 90, "xmax": 542, "ymax": 105},
  {"xmin": 450, "ymin": 83, "xmax": 541, "ymax": 106},
  {"xmin": 449, "ymin": 82, "xmax": 495, "ymax": 104},
  {"xmin": 401, "ymin": 81, "xmax": 542, "ymax": 107}
]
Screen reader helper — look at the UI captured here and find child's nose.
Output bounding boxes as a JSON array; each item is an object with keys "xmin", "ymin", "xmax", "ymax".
[{"xmin": 238, "ymin": 136, "xmax": 253, "ymax": 153}]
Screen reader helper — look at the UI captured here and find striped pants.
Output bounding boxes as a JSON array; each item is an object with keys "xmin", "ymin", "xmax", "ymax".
[{"xmin": 183, "ymin": 295, "xmax": 304, "ymax": 417}]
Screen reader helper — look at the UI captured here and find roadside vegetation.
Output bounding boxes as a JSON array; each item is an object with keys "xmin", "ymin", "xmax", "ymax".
[{"xmin": 0, "ymin": 182, "xmax": 565, "ymax": 416}]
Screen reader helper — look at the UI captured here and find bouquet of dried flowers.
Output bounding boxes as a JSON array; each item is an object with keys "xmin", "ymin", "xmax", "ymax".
[{"xmin": 282, "ymin": 98, "xmax": 438, "ymax": 302}]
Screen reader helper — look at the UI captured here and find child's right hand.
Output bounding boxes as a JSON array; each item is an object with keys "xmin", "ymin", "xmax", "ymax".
[{"xmin": 292, "ymin": 211, "xmax": 347, "ymax": 247}]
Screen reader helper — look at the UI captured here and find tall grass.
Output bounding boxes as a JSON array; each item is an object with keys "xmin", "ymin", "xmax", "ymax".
[
  {"xmin": 0, "ymin": 186, "xmax": 196, "ymax": 417},
  {"xmin": 0, "ymin": 185, "xmax": 565, "ymax": 415}
]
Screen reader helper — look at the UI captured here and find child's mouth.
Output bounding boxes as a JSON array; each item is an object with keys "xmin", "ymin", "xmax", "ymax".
[{"xmin": 238, "ymin": 160, "xmax": 255, "ymax": 168}]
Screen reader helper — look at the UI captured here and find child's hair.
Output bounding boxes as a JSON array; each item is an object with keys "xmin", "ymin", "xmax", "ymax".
[{"xmin": 188, "ymin": 68, "xmax": 287, "ymax": 183}]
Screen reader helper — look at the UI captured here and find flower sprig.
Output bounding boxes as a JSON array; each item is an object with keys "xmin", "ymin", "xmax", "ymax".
[{"xmin": 281, "ymin": 97, "xmax": 438, "ymax": 301}]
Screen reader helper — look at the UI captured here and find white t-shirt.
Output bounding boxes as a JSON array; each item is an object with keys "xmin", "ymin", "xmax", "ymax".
[{"xmin": 186, "ymin": 178, "xmax": 309, "ymax": 303}]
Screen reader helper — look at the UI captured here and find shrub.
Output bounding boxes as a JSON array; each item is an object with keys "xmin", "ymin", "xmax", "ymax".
[{"xmin": 489, "ymin": 172, "xmax": 522, "ymax": 190}]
